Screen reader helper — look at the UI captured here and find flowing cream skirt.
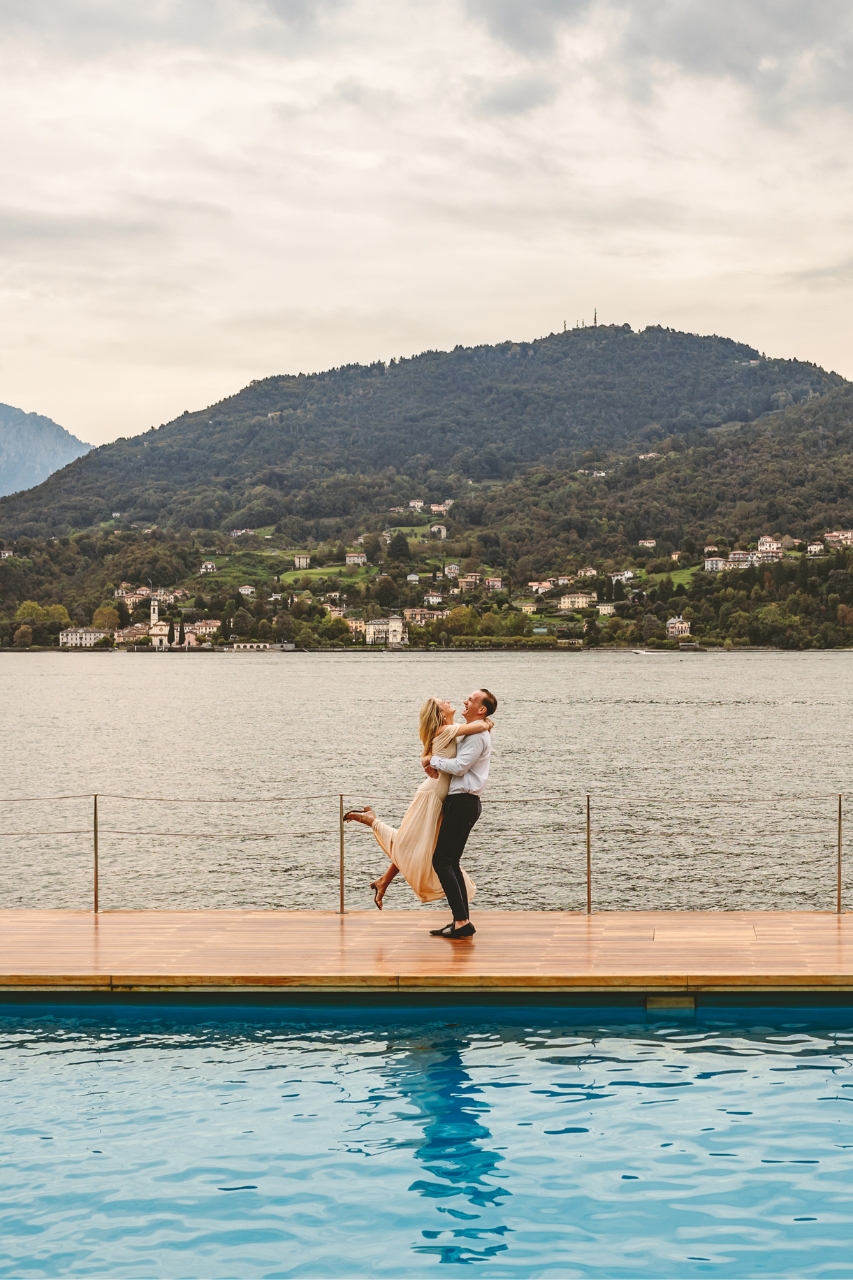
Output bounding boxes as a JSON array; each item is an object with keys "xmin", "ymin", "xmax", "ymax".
[{"xmin": 370, "ymin": 720, "xmax": 476, "ymax": 904}]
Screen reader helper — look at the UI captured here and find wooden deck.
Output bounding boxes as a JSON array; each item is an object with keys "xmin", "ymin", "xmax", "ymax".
[{"xmin": 2, "ymin": 909, "xmax": 853, "ymax": 995}]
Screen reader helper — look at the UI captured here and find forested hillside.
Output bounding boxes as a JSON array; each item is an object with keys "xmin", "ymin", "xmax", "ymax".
[
  {"xmin": 0, "ymin": 324, "xmax": 842, "ymax": 538},
  {"xmin": 451, "ymin": 384, "xmax": 853, "ymax": 575}
]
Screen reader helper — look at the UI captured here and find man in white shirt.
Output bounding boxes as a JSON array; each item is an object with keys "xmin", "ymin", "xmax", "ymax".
[{"xmin": 423, "ymin": 687, "xmax": 496, "ymax": 939}]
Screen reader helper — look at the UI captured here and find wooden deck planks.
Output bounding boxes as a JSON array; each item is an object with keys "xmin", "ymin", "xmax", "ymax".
[{"xmin": 1, "ymin": 910, "xmax": 853, "ymax": 993}]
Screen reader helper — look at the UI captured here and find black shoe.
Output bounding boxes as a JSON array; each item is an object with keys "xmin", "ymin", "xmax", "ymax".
[
  {"xmin": 449, "ymin": 923, "xmax": 475, "ymax": 939},
  {"xmin": 429, "ymin": 922, "xmax": 456, "ymax": 936}
]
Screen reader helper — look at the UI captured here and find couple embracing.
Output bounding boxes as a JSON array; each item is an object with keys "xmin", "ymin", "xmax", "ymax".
[{"xmin": 345, "ymin": 688, "xmax": 497, "ymax": 940}]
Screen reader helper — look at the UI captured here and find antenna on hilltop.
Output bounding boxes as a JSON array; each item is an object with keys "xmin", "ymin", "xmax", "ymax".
[
  {"xmin": 563, "ymin": 320, "xmax": 566, "ymax": 332},
  {"xmin": 594, "ymin": 308, "xmax": 597, "ymax": 326}
]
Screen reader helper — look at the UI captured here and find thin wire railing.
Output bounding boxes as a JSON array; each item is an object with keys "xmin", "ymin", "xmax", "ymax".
[{"xmin": 0, "ymin": 789, "xmax": 847, "ymax": 916}]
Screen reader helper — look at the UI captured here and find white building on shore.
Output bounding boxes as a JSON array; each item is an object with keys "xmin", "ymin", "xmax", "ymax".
[
  {"xmin": 59, "ymin": 627, "xmax": 112, "ymax": 648},
  {"xmin": 365, "ymin": 616, "xmax": 408, "ymax": 646}
]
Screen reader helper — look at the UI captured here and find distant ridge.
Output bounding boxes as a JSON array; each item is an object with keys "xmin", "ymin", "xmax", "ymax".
[
  {"xmin": 0, "ymin": 403, "xmax": 91, "ymax": 498},
  {"xmin": 0, "ymin": 324, "xmax": 846, "ymax": 536}
]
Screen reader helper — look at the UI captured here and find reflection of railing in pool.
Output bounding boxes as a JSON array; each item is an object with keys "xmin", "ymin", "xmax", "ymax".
[{"xmin": 0, "ymin": 789, "xmax": 847, "ymax": 916}]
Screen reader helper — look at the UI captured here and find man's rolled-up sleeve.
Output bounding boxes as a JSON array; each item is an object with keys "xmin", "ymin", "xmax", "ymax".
[{"xmin": 430, "ymin": 734, "xmax": 483, "ymax": 775}]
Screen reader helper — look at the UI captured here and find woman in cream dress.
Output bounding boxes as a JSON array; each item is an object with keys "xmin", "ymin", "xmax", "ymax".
[{"xmin": 344, "ymin": 696, "xmax": 492, "ymax": 908}]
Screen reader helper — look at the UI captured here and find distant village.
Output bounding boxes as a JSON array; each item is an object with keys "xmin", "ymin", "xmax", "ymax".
[
  {"xmin": 39, "ymin": 524, "xmax": 850, "ymax": 655},
  {"xmin": 3, "ymin": 504, "xmax": 845, "ymax": 650}
]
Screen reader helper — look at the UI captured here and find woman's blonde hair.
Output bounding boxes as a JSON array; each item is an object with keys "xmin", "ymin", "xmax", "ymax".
[{"xmin": 419, "ymin": 696, "xmax": 445, "ymax": 753}]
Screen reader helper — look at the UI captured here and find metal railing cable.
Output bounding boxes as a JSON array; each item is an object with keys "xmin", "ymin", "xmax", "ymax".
[
  {"xmin": 97, "ymin": 828, "xmax": 337, "ymax": 839},
  {"xmin": 0, "ymin": 789, "xmax": 847, "ymax": 916},
  {"xmin": 92, "ymin": 792, "xmax": 341, "ymax": 804},
  {"xmin": 0, "ymin": 794, "xmax": 94, "ymax": 804}
]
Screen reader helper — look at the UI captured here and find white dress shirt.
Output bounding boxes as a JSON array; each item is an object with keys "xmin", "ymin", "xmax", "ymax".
[{"xmin": 430, "ymin": 730, "xmax": 491, "ymax": 796}]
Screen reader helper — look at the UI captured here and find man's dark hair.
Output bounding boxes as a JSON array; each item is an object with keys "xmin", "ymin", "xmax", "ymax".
[{"xmin": 479, "ymin": 688, "xmax": 497, "ymax": 717}]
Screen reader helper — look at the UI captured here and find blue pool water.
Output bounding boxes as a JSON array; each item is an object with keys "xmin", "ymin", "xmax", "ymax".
[{"xmin": 2, "ymin": 1003, "xmax": 853, "ymax": 1278}]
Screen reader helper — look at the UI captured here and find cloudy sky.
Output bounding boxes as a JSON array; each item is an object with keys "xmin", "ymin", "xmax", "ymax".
[{"xmin": 2, "ymin": 0, "xmax": 852, "ymax": 444}]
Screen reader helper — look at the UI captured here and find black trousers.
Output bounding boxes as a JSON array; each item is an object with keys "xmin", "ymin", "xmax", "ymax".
[{"xmin": 432, "ymin": 793, "xmax": 482, "ymax": 921}]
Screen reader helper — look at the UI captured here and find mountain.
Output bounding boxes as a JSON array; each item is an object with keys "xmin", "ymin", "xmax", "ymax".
[
  {"xmin": 0, "ymin": 324, "xmax": 843, "ymax": 537},
  {"xmin": 0, "ymin": 403, "xmax": 91, "ymax": 499}
]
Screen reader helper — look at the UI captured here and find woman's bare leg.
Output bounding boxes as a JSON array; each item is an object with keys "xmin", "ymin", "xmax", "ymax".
[
  {"xmin": 343, "ymin": 808, "xmax": 398, "ymax": 907},
  {"xmin": 370, "ymin": 863, "xmax": 398, "ymax": 908}
]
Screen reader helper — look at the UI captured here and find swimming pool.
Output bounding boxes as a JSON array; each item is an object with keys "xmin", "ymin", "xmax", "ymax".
[{"xmin": 2, "ymin": 1002, "xmax": 852, "ymax": 1277}]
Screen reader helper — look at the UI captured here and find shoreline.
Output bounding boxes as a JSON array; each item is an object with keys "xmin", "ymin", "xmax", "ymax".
[{"xmin": 3, "ymin": 644, "xmax": 853, "ymax": 655}]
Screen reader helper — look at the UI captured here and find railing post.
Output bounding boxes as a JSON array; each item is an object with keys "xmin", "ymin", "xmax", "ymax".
[
  {"xmin": 339, "ymin": 794, "xmax": 345, "ymax": 915},
  {"xmin": 586, "ymin": 793, "xmax": 591, "ymax": 915},
  {"xmin": 838, "ymin": 794, "xmax": 843, "ymax": 916},
  {"xmin": 93, "ymin": 793, "xmax": 99, "ymax": 914}
]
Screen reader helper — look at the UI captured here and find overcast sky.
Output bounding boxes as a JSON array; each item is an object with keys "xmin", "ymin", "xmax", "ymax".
[{"xmin": 2, "ymin": 0, "xmax": 852, "ymax": 444}]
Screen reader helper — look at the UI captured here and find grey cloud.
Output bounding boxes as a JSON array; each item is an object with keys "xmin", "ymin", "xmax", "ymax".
[
  {"xmin": 470, "ymin": 72, "xmax": 559, "ymax": 115},
  {"xmin": 0, "ymin": 205, "xmax": 160, "ymax": 244},
  {"xmin": 468, "ymin": 0, "xmax": 853, "ymax": 112},
  {"xmin": 783, "ymin": 257, "xmax": 853, "ymax": 288},
  {"xmin": 0, "ymin": 0, "xmax": 344, "ymax": 59},
  {"xmin": 466, "ymin": 0, "xmax": 592, "ymax": 54}
]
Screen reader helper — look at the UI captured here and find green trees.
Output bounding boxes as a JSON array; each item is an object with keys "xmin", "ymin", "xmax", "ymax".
[
  {"xmin": 387, "ymin": 531, "xmax": 410, "ymax": 562},
  {"xmin": 92, "ymin": 606, "xmax": 120, "ymax": 630},
  {"xmin": 15, "ymin": 601, "xmax": 70, "ymax": 625},
  {"xmin": 231, "ymin": 607, "xmax": 253, "ymax": 637}
]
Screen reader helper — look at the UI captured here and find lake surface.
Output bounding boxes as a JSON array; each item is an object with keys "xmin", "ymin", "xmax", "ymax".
[
  {"xmin": 0, "ymin": 649, "xmax": 850, "ymax": 913},
  {"xmin": 2, "ymin": 1005, "xmax": 853, "ymax": 1278}
]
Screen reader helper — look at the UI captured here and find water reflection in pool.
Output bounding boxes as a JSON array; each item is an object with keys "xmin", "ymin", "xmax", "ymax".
[{"xmin": 2, "ymin": 1006, "xmax": 852, "ymax": 1277}]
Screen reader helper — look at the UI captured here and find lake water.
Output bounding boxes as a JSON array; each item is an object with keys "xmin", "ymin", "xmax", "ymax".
[
  {"xmin": 2, "ymin": 1004, "xmax": 853, "ymax": 1278},
  {"xmin": 0, "ymin": 649, "xmax": 851, "ymax": 913}
]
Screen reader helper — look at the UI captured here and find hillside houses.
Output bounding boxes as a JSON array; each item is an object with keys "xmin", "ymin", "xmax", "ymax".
[
  {"xmin": 705, "ymin": 537, "xmax": 787, "ymax": 572},
  {"xmin": 560, "ymin": 592, "xmax": 596, "ymax": 610},
  {"xmin": 404, "ymin": 607, "xmax": 450, "ymax": 625}
]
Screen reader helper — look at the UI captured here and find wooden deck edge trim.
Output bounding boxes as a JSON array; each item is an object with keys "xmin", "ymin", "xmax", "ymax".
[
  {"xmin": 0, "ymin": 976, "xmax": 113, "ymax": 989},
  {"xmin": 2, "ymin": 975, "xmax": 853, "ymax": 995}
]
